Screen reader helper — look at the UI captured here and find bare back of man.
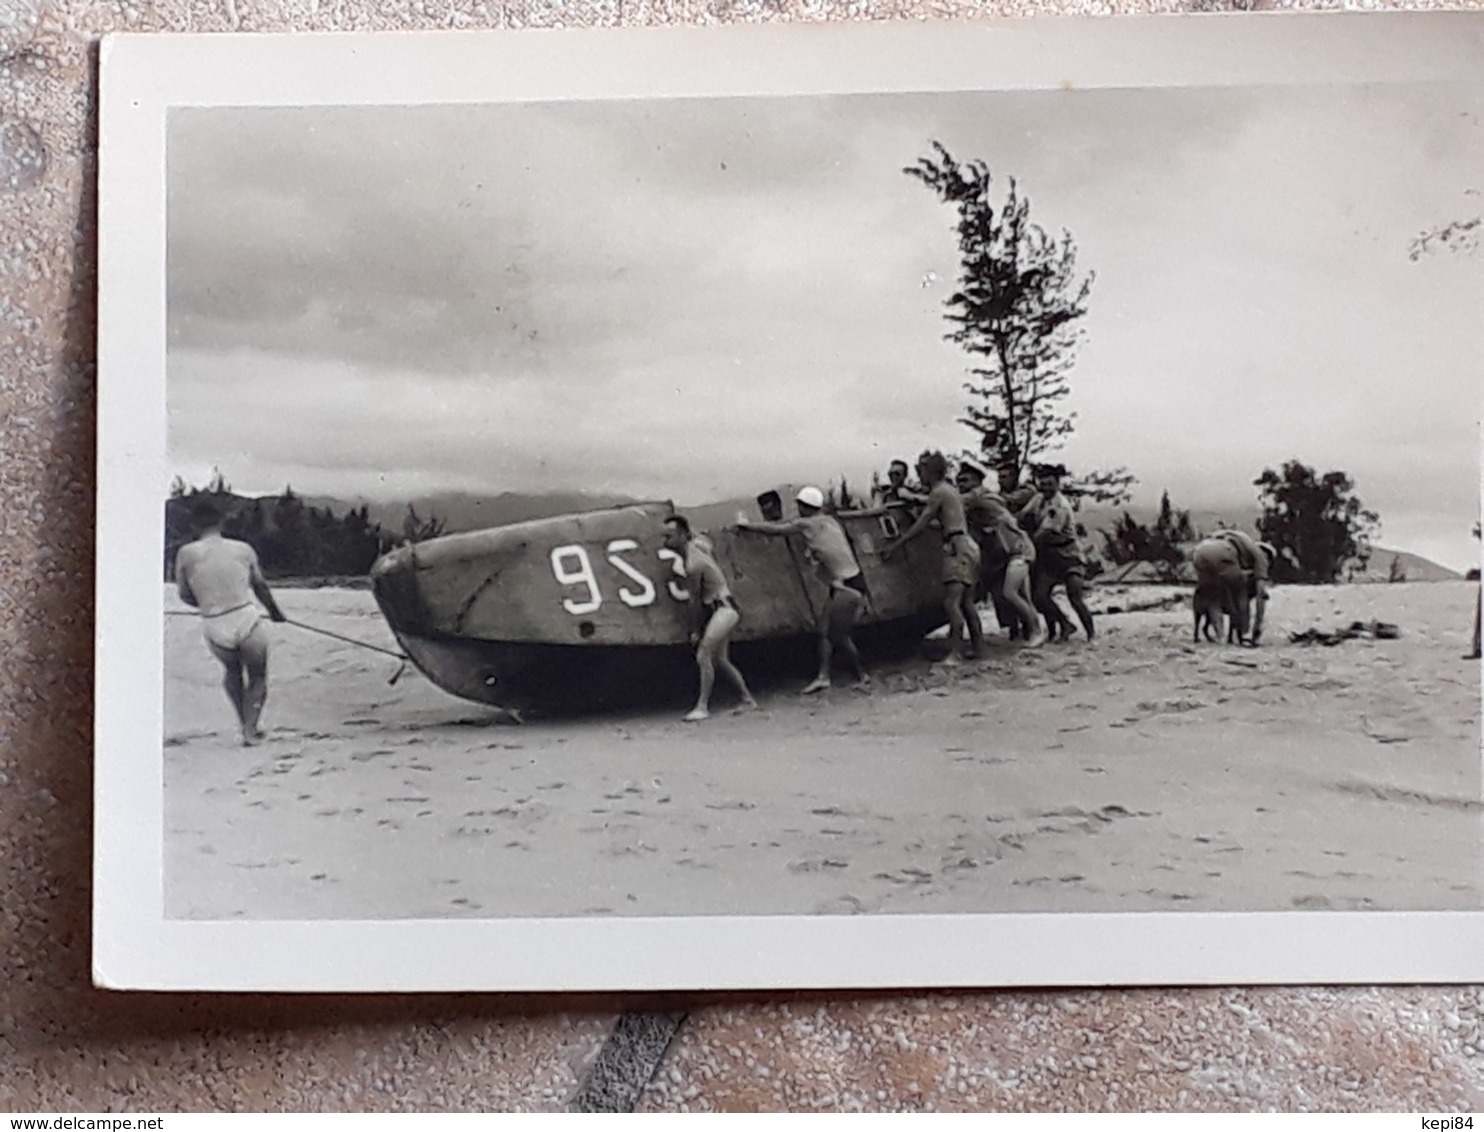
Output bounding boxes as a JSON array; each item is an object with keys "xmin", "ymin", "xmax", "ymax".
[{"xmin": 176, "ymin": 530, "xmax": 285, "ymax": 745}]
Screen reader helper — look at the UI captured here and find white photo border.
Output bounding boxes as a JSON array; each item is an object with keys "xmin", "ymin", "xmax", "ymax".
[{"xmin": 95, "ymin": 12, "xmax": 1484, "ymax": 991}]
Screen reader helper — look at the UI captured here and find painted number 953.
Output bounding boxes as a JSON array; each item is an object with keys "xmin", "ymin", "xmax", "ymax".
[{"xmin": 549, "ymin": 541, "xmax": 689, "ymax": 615}]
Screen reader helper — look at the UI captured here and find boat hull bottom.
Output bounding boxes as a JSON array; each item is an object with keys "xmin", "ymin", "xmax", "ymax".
[{"xmin": 394, "ymin": 616, "xmax": 942, "ymax": 716}]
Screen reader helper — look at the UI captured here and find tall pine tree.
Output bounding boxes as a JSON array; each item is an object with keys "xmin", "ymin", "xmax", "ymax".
[{"xmin": 906, "ymin": 142, "xmax": 1133, "ymax": 504}]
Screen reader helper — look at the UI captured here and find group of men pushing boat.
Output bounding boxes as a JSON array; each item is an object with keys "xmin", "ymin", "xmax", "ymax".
[
  {"xmin": 175, "ymin": 457, "xmax": 1279, "ymax": 739},
  {"xmin": 661, "ymin": 454, "xmax": 1122, "ymax": 722},
  {"xmin": 662, "ymin": 452, "xmax": 1281, "ymax": 723}
]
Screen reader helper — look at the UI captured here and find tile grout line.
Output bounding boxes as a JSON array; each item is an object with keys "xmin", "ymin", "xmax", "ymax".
[{"xmin": 567, "ymin": 1010, "xmax": 690, "ymax": 1112}]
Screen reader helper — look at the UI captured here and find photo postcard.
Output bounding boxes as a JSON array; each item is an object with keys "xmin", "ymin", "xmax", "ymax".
[{"xmin": 94, "ymin": 12, "xmax": 1484, "ymax": 990}]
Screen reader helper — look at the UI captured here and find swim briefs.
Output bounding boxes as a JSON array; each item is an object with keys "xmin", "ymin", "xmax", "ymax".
[{"xmin": 202, "ymin": 603, "xmax": 263, "ymax": 652}]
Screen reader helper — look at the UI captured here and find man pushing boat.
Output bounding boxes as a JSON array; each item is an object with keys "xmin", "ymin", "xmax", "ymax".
[
  {"xmin": 881, "ymin": 451, "xmax": 986, "ymax": 664},
  {"xmin": 662, "ymin": 514, "xmax": 758, "ymax": 722},
  {"xmin": 737, "ymin": 486, "xmax": 870, "ymax": 694}
]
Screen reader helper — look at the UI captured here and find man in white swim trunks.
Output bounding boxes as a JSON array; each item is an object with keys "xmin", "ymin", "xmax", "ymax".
[
  {"xmin": 663, "ymin": 514, "xmax": 758, "ymax": 722},
  {"xmin": 174, "ymin": 497, "xmax": 287, "ymax": 745},
  {"xmin": 738, "ymin": 485, "xmax": 870, "ymax": 694}
]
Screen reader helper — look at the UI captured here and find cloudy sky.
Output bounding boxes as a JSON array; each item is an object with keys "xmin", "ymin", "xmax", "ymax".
[{"xmin": 167, "ymin": 80, "xmax": 1482, "ymax": 569}]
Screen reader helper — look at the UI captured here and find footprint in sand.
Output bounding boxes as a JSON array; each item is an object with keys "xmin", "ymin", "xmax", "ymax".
[
  {"xmin": 1139, "ymin": 888, "xmax": 1196, "ymax": 902},
  {"xmin": 873, "ymin": 867, "xmax": 933, "ymax": 885},
  {"xmin": 789, "ymin": 857, "xmax": 851, "ymax": 874}
]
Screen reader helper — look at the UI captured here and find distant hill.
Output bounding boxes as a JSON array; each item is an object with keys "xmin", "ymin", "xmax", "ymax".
[
  {"xmin": 299, "ymin": 490, "xmax": 647, "ymax": 536},
  {"xmin": 1344, "ymin": 548, "xmax": 1462, "ymax": 584}
]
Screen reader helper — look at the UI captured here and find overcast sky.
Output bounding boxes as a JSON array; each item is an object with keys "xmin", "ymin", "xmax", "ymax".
[{"xmin": 167, "ymin": 80, "xmax": 1482, "ymax": 570}]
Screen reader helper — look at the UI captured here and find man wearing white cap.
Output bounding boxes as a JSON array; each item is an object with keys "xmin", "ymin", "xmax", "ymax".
[{"xmin": 737, "ymin": 485, "xmax": 869, "ymax": 694}]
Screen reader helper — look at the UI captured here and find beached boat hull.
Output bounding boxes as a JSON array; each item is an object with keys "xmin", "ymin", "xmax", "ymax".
[{"xmin": 370, "ymin": 498, "xmax": 947, "ymax": 713}]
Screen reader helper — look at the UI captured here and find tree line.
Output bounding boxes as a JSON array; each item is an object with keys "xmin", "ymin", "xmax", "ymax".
[
  {"xmin": 164, "ymin": 472, "xmax": 445, "ymax": 581},
  {"xmin": 1100, "ymin": 461, "xmax": 1380, "ymax": 585}
]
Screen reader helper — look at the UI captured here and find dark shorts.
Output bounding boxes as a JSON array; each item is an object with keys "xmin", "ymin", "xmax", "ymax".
[
  {"xmin": 1035, "ymin": 544, "xmax": 1085, "ymax": 581},
  {"xmin": 703, "ymin": 595, "xmax": 739, "ymax": 619},
  {"xmin": 835, "ymin": 573, "xmax": 867, "ymax": 596}
]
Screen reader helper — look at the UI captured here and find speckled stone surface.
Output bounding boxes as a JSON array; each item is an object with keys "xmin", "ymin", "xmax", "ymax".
[{"xmin": 2, "ymin": 0, "xmax": 1482, "ymax": 1113}]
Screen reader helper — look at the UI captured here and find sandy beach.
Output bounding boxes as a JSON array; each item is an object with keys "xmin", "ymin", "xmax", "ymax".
[{"xmin": 162, "ymin": 580, "xmax": 1481, "ymax": 920}]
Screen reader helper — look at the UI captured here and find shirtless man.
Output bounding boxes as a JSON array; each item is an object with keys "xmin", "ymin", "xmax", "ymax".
[
  {"xmin": 1191, "ymin": 528, "xmax": 1274, "ymax": 646},
  {"xmin": 737, "ymin": 485, "xmax": 869, "ymax": 693},
  {"xmin": 883, "ymin": 451, "xmax": 985, "ymax": 663},
  {"xmin": 174, "ymin": 497, "xmax": 287, "ymax": 745},
  {"xmin": 1021, "ymin": 467, "xmax": 1095, "ymax": 643},
  {"xmin": 958, "ymin": 461, "xmax": 1045, "ymax": 647},
  {"xmin": 662, "ymin": 515, "xmax": 758, "ymax": 722}
]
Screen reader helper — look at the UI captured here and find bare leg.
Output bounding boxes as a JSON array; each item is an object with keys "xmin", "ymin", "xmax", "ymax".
[
  {"xmin": 237, "ymin": 624, "xmax": 271, "ymax": 745},
  {"xmin": 716, "ymin": 637, "xmax": 757, "ymax": 710},
  {"xmin": 1065, "ymin": 573, "xmax": 1095, "ymax": 641},
  {"xmin": 686, "ymin": 647, "xmax": 717, "ymax": 721},
  {"xmin": 1469, "ymin": 585, "xmax": 1482, "ymax": 659},
  {"xmin": 207, "ymin": 640, "xmax": 248, "ymax": 733},
  {"xmin": 803, "ymin": 619, "xmax": 834, "ymax": 694},
  {"xmin": 685, "ymin": 606, "xmax": 748, "ymax": 721},
  {"xmin": 828, "ymin": 589, "xmax": 868, "ymax": 685},
  {"xmin": 1003, "ymin": 559, "xmax": 1044, "ymax": 646},
  {"xmin": 1229, "ymin": 584, "xmax": 1252, "ymax": 645},
  {"xmin": 958, "ymin": 585, "xmax": 984, "ymax": 659},
  {"xmin": 942, "ymin": 582, "xmax": 969, "ymax": 663}
]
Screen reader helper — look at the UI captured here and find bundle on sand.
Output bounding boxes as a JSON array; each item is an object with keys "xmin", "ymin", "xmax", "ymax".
[
  {"xmin": 1102, "ymin": 593, "xmax": 1186, "ymax": 615},
  {"xmin": 1289, "ymin": 620, "xmax": 1401, "ymax": 647}
]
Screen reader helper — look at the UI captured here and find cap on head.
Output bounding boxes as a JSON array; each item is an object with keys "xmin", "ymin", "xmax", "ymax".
[
  {"xmin": 796, "ymin": 485, "xmax": 826, "ymax": 510},
  {"xmin": 958, "ymin": 460, "xmax": 986, "ymax": 483}
]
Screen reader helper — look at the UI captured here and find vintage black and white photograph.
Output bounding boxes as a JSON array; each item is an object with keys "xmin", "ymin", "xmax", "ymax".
[{"xmin": 96, "ymin": 16, "xmax": 1484, "ymax": 989}]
